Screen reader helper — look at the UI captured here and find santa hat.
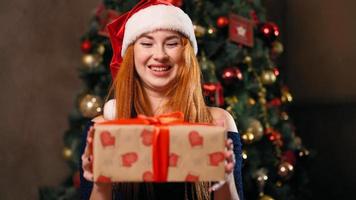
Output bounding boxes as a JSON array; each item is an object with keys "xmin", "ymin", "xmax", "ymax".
[{"xmin": 107, "ymin": 0, "xmax": 198, "ymax": 79}]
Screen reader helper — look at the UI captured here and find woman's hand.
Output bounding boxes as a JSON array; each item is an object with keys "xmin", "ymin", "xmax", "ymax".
[
  {"xmin": 82, "ymin": 126, "xmax": 95, "ymax": 182},
  {"xmin": 209, "ymin": 138, "xmax": 236, "ymax": 192},
  {"xmin": 81, "ymin": 123, "xmax": 113, "ymax": 200}
]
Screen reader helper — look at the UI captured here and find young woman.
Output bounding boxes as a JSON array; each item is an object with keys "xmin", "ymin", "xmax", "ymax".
[{"xmin": 80, "ymin": 1, "xmax": 243, "ymax": 199}]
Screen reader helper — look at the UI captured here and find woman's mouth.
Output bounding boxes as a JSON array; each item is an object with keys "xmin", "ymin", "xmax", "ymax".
[{"xmin": 148, "ymin": 65, "xmax": 172, "ymax": 72}]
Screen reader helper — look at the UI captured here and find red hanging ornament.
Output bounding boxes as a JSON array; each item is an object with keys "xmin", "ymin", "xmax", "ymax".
[
  {"xmin": 266, "ymin": 128, "xmax": 283, "ymax": 147},
  {"xmin": 203, "ymin": 82, "xmax": 224, "ymax": 106},
  {"xmin": 258, "ymin": 22, "xmax": 280, "ymax": 44},
  {"xmin": 273, "ymin": 67, "xmax": 280, "ymax": 76},
  {"xmin": 267, "ymin": 98, "xmax": 282, "ymax": 107},
  {"xmin": 222, "ymin": 67, "xmax": 243, "ymax": 84},
  {"xmin": 165, "ymin": 0, "xmax": 183, "ymax": 7},
  {"xmin": 281, "ymin": 150, "xmax": 296, "ymax": 166},
  {"xmin": 217, "ymin": 16, "xmax": 229, "ymax": 28},
  {"xmin": 81, "ymin": 40, "xmax": 92, "ymax": 53},
  {"xmin": 72, "ymin": 171, "xmax": 80, "ymax": 189}
]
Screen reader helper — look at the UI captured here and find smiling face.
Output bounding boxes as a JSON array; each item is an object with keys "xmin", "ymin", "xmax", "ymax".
[{"xmin": 133, "ymin": 30, "xmax": 184, "ymax": 93}]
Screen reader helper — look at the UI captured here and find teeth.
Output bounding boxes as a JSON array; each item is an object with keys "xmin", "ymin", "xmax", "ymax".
[{"xmin": 150, "ymin": 66, "xmax": 170, "ymax": 72}]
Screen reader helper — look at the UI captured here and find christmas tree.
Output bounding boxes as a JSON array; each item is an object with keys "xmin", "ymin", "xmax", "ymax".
[{"xmin": 40, "ymin": 0, "xmax": 311, "ymax": 199}]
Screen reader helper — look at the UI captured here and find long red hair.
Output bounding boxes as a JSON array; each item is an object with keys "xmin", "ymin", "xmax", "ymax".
[{"xmin": 108, "ymin": 36, "xmax": 213, "ymax": 200}]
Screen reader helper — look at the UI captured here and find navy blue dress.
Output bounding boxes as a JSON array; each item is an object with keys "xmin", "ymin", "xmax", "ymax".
[{"xmin": 79, "ymin": 121, "xmax": 243, "ymax": 200}]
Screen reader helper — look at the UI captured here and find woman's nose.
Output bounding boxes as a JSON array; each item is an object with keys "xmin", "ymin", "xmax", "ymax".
[{"xmin": 152, "ymin": 45, "xmax": 168, "ymax": 61}]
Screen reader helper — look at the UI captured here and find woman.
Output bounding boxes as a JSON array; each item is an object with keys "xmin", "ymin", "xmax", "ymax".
[{"xmin": 80, "ymin": 1, "xmax": 243, "ymax": 199}]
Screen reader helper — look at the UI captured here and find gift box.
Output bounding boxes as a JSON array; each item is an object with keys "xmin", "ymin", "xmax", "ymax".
[{"xmin": 92, "ymin": 112, "xmax": 226, "ymax": 183}]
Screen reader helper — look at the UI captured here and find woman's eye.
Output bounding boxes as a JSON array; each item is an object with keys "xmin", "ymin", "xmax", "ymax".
[
  {"xmin": 141, "ymin": 43, "xmax": 152, "ymax": 47},
  {"xmin": 166, "ymin": 43, "xmax": 178, "ymax": 47}
]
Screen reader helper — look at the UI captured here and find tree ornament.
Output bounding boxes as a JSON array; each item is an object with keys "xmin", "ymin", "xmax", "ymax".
[
  {"xmin": 280, "ymin": 112, "xmax": 289, "ymax": 120},
  {"xmin": 81, "ymin": 40, "xmax": 92, "ymax": 53},
  {"xmin": 225, "ymin": 96, "xmax": 239, "ymax": 105},
  {"xmin": 194, "ymin": 24, "xmax": 206, "ymax": 38},
  {"xmin": 62, "ymin": 147, "xmax": 72, "ymax": 160},
  {"xmin": 260, "ymin": 70, "xmax": 277, "ymax": 85},
  {"xmin": 242, "ymin": 149, "xmax": 248, "ymax": 160},
  {"xmin": 203, "ymin": 82, "xmax": 224, "ymax": 106},
  {"xmin": 281, "ymin": 150, "xmax": 296, "ymax": 166},
  {"xmin": 273, "ymin": 67, "xmax": 280, "ymax": 77},
  {"xmin": 200, "ymin": 53, "xmax": 218, "ymax": 82},
  {"xmin": 247, "ymin": 118, "xmax": 264, "ymax": 141},
  {"xmin": 222, "ymin": 67, "xmax": 243, "ymax": 84},
  {"xmin": 253, "ymin": 168, "xmax": 268, "ymax": 195},
  {"xmin": 277, "ymin": 161, "xmax": 294, "ymax": 178},
  {"xmin": 82, "ymin": 54, "xmax": 102, "ymax": 68},
  {"xmin": 79, "ymin": 94, "xmax": 103, "ymax": 118},
  {"xmin": 281, "ymin": 89, "xmax": 293, "ymax": 103},
  {"xmin": 271, "ymin": 41, "xmax": 284, "ymax": 55},
  {"xmin": 266, "ymin": 128, "xmax": 283, "ymax": 147},
  {"xmin": 258, "ymin": 22, "xmax": 280, "ymax": 44},
  {"xmin": 97, "ymin": 44, "xmax": 105, "ymax": 55},
  {"xmin": 298, "ymin": 148, "xmax": 310, "ymax": 158},
  {"xmin": 207, "ymin": 26, "xmax": 216, "ymax": 36},
  {"xmin": 260, "ymin": 194, "xmax": 275, "ymax": 200},
  {"xmin": 267, "ymin": 98, "xmax": 282, "ymax": 107},
  {"xmin": 229, "ymin": 14, "xmax": 254, "ymax": 47},
  {"xmin": 217, "ymin": 16, "xmax": 229, "ymax": 28},
  {"xmin": 72, "ymin": 171, "xmax": 80, "ymax": 189},
  {"xmin": 248, "ymin": 98, "xmax": 256, "ymax": 106},
  {"xmin": 242, "ymin": 131, "xmax": 255, "ymax": 144},
  {"xmin": 243, "ymin": 56, "xmax": 252, "ymax": 64}
]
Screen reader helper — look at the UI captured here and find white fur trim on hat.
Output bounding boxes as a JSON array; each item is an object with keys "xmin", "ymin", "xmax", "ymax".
[
  {"xmin": 103, "ymin": 99, "xmax": 117, "ymax": 120},
  {"xmin": 121, "ymin": 4, "xmax": 198, "ymax": 57}
]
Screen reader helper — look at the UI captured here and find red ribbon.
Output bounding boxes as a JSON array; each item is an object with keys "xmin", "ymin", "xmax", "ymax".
[{"xmin": 97, "ymin": 112, "xmax": 188, "ymax": 181}]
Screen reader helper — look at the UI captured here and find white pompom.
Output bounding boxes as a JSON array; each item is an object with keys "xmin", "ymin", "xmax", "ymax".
[{"xmin": 103, "ymin": 99, "xmax": 117, "ymax": 120}]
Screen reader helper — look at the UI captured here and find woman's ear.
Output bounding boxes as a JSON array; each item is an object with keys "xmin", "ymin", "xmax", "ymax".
[{"xmin": 103, "ymin": 99, "xmax": 117, "ymax": 120}]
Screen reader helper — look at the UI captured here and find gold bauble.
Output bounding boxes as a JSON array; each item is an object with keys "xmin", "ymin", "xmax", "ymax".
[
  {"xmin": 226, "ymin": 96, "xmax": 239, "ymax": 105},
  {"xmin": 277, "ymin": 161, "xmax": 294, "ymax": 178},
  {"xmin": 259, "ymin": 97, "xmax": 266, "ymax": 105},
  {"xmin": 79, "ymin": 94, "xmax": 103, "ymax": 118},
  {"xmin": 299, "ymin": 148, "xmax": 310, "ymax": 157},
  {"xmin": 260, "ymin": 194, "xmax": 274, "ymax": 200},
  {"xmin": 243, "ymin": 56, "xmax": 252, "ymax": 64},
  {"xmin": 82, "ymin": 54, "xmax": 102, "ymax": 68},
  {"xmin": 97, "ymin": 44, "xmax": 105, "ymax": 55},
  {"xmin": 242, "ymin": 131, "xmax": 255, "ymax": 144},
  {"xmin": 260, "ymin": 70, "xmax": 277, "ymax": 85},
  {"xmin": 272, "ymin": 41, "xmax": 284, "ymax": 55},
  {"xmin": 194, "ymin": 24, "xmax": 206, "ymax": 37},
  {"xmin": 247, "ymin": 118, "xmax": 264, "ymax": 141},
  {"xmin": 63, "ymin": 147, "xmax": 72, "ymax": 160},
  {"xmin": 281, "ymin": 91, "xmax": 293, "ymax": 103},
  {"xmin": 248, "ymin": 98, "xmax": 256, "ymax": 106}
]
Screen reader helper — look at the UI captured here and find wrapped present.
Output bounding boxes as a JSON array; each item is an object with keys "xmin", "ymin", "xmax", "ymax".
[{"xmin": 92, "ymin": 112, "xmax": 226, "ymax": 183}]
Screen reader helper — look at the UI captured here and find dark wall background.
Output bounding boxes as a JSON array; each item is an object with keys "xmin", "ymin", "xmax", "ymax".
[
  {"xmin": 0, "ymin": 0, "xmax": 355, "ymax": 199},
  {"xmin": 0, "ymin": 0, "xmax": 97, "ymax": 199}
]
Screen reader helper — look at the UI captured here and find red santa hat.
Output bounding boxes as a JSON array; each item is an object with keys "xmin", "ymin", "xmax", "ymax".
[{"xmin": 107, "ymin": 0, "xmax": 198, "ymax": 79}]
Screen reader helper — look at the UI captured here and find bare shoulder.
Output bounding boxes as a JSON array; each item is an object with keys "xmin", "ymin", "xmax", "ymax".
[
  {"xmin": 91, "ymin": 115, "xmax": 105, "ymax": 123},
  {"xmin": 208, "ymin": 107, "xmax": 238, "ymax": 132}
]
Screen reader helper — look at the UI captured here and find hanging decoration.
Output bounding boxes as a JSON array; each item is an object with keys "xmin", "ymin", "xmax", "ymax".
[{"xmin": 229, "ymin": 14, "xmax": 254, "ymax": 47}]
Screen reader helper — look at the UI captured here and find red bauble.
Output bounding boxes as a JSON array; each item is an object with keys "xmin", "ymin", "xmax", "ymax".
[
  {"xmin": 222, "ymin": 67, "xmax": 243, "ymax": 84},
  {"xmin": 217, "ymin": 16, "xmax": 229, "ymax": 28},
  {"xmin": 258, "ymin": 22, "xmax": 280, "ymax": 44},
  {"xmin": 81, "ymin": 40, "xmax": 92, "ymax": 53},
  {"xmin": 273, "ymin": 67, "xmax": 280, "ymax": 76},
  {"xmin": 267, "ymin": 98, "xmax": 282, "ymax": 107},
  {"xmin": 165, "ymin": 0, "xmax": 183, "ymax": 7}
]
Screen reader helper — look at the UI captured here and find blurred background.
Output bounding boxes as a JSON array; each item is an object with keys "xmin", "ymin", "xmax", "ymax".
[{"xmin": 0, "ymin": 0, "xmax": 355, "ymax": 199}]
